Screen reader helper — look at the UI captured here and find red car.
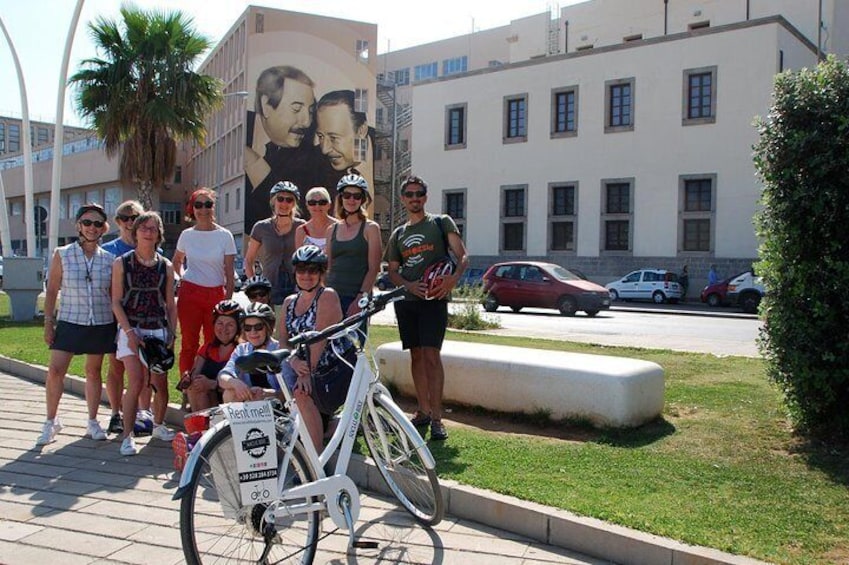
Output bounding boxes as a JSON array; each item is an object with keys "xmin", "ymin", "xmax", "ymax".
[
  {"xmin": 700, "ymin": 272, "xmax": 741, "ymax": 307},
  {"xmin": 482, "ymin": 261, "xmax": 611, "ymax": 317}
]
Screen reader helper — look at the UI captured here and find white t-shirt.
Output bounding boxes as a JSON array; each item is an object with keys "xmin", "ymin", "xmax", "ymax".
[{"xmin": 176, "ymin": 226, "xmax": 237, "ymax": 287}]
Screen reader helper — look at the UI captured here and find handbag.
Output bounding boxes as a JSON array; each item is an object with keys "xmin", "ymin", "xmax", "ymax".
[{"xmin": 310, "ymin": 347, "xmax": 356, "ymax": 415}]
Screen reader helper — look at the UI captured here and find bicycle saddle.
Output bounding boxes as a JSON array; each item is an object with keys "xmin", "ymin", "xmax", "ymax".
[{"xmin": 235, "ymin": 348, "xmax": 292, "ymax": 374}]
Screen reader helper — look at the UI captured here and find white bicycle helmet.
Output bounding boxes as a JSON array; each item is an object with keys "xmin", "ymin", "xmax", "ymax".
[
  {"xmin": 292, "ymin": 244, "xmax": 328, "ymax": 267},
  {"xmin": 336, "ymin": 173, "xmax": 369, "ymax": 194},
  {"xmin": 270, "ymin": 180, "xmax": 300, "ymax": 198},
  {"xmin": 243, "ymin": 302, "xmax": 276, "ymax": 332}
]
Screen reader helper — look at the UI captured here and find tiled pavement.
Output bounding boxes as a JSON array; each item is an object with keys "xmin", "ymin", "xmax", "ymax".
[{"xmin": 0, "ymin": 370, "xmax": 607, "ymax": 564}]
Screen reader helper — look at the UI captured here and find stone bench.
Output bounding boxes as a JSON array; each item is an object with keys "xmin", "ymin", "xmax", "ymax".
[{"xmin": 375, "ymin": 341, "xmax": 664, "ymax": 428}]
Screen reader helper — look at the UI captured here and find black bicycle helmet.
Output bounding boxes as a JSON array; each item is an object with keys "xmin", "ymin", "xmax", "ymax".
[
  {"xmin": 291, "ymin": 244, "xmax": 328, "ymax": 267},
  {"xmin": 269, "ymin": 180, "xmax": 300, "ymax": 198},
  {"xmin": 243, "ymin": 302, "xmax": 276, "ymax": 332},
  {"xmin": 212, "ymin": 299, "xmax": 243, "ymax": 320},
  {"xmin": 139, "ymin": 336, "xmax": 175, "ymax": 374},
  {"xmin": 243, "ymin": 275, "xmax": 272, "ymax": 293},
  {"xmin": 336, "ymin": 173, "xmax": 369, "ymax": 194}
]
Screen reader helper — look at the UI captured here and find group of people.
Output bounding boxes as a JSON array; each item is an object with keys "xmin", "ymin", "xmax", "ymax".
[{"xmin": 37, "ymin": 170, "xmax": 469, "ymax": 455}]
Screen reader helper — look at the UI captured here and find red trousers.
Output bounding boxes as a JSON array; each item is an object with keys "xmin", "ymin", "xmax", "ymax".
[{"xmin": 177, "ymin": 280, "xmax": 225, "ymax": 373}]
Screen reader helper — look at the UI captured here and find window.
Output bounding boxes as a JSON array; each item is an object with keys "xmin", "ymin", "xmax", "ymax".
[
  {"xmin": 600, "ymin": 179, "xmax": 634, "ymax": 253},
  {"xmin": 236, "ymin": 187, "xmax": 241, "ymax": 210},
  {"xmin": 354, "ymin": 89, "xmax": 368, "ymax": 114},
  {"xmin": 104, "ymin": 187, "xmax": 121, "ymax": 217},
  {"xmin": 0, "ymin": 123, "xmax": 5, "ymax": 152},
  {"xmin": 501, "ymin": 186, "xmax": 526, "ymax": 252},
  {"xmin": 503, "ymin": 94, "xmax": 528, "ymax": 143},
  {"xmin": 86, "ymin": 190, "xmax": 100, "ymax": 204},
  {"xmin": 445, "ymin": 103, "xmax": 467, "ymax": 149},
  {"xmin": 549, "ymin": 183, "xmax": 577, "ymax": 252},
  {"xmin": 683, "ymin": 66, "xmax": 717, "ymax": 125},
  {"xmin": 354, "ymin": 138, "xmax": 368, "ymax": 163},
  {"xmin": 225, "ymin": 192, "xmax": 230, "ymax": 214},
  {"xmin": 414, "ymin": 62, "xmax": 437, "ymax": 82},
  {"xmin": 551, "ymin": 86, "xmax": 578, "ymax": 138},
  {"xmin": 444, "ymin": 190, "xmax": 466, "ymax": 239},
  {"xmin": 161, "ymin": 202, "xmax": 182, "ymax": 225},
  {"xmin": 623, "ymin": 34, "xmax": 643, "ymax": 42},
  {"xmin": 689, "ymin": 21, "xmax": 710, "ymax": 31},
  {"xmin": 356, "ymin": 39, "xmax": 369, "ymax": 63},
  {"xmin": 174, "ymin": 165, "xmax": 182, "ymax": 184},
  {"xmin": 605, "ymin": 78, "xmax": 634, "ymax": 132},
  {"xmin": 392, "ymin": 68, "xmax": 410, "ymax": 86},
  {"xmin": 679, "ymin": 175, "xmax": 715, "ymax": 253},
  {"xmin": 37, "ymin": 127, "xmax": 49, "ymax": 146},
  {"xmin": 255, "ymin": 13, "xmax": 264, "ymax": 33},
  {"xmin": 9, "ymin": 124, "xmax": 20, "ymax": 153},
  {"xmin": 68, "ymin": 192, "xmax": 83, "ymax": 219},
  {"xmin": 442, "ymin": 56, "xmax": 467, "ymax": 76}
]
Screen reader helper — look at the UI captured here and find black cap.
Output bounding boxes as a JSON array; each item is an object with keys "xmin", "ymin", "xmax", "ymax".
[
  {"xmin": 76, "ymin": 203, "xmax": 107, "ymax": 222},
  {"xmin": 401, "ymin": 175, "xmax": 427, "ymax": 191}
]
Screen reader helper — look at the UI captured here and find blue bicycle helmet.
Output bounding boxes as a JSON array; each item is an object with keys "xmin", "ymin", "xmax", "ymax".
[{"xmin": 336, "ymin": 173, "xmax": 369, "ymax": 194}]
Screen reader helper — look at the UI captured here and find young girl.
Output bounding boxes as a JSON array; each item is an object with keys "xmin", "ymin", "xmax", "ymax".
[
  {"xmin": 218, "ymin": 303, "xmax": 285, "ymax": 402},
  {"xmin": 181, "ymin": 300, "xmax": 241, "ymax": 411}
]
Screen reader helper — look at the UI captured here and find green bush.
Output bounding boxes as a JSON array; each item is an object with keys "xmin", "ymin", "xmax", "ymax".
[
  {"xmin": 448, "ymin": 284, "xmax": 500, "ymax": 330},
  {"xmin": 753, "ymin": 56, "xmax": 849, "ymax": 440}
]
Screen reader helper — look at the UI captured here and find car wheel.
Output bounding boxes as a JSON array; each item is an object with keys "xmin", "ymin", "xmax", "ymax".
[
  {"xmin": 585, "ymin": 310, "xmax": 599, "ymax": 317},
  {"xmin": 609, "ymin": 289, "xmax": 619, "ymax": 301},
  {"xmin": 707, "ymin": 293, "xmax": 721, "ymax": 307},
  {"xmin": 740, "ymin": 292, "xmax": 761, "ymax": 314},
  {"xmin": 483, "ymin": 294, "xmax": 499, "ymax": 313},
  {"xmin": 510, "ymin": 306, "xmax": 522, "ymax": 313},
  {"xmin": 557, "ymin": 296, "xmax": 578, "ymax": 317},
  {"xmin": 652, "ymin": 291, "xmax": 667, "ymax": 304}
]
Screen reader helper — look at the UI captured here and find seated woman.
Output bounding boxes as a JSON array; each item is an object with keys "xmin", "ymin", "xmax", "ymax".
[
  {"xmin": 279, "ymin": 245, "xmax": 354, "ymax": 450},
  {"xmin": 218, "ymin": 303, "xmax": 284, "ymax": 402},
  {"xmin": 181, "ymin": 300, "xmax": 242, "ymax": 411}
]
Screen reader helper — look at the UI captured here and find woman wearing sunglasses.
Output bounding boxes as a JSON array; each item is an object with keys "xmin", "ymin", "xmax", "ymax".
[
  {"xmin": 294, "ymin": 186, "xmax": 338, "ymax": 252},
  {"xmin": 244, "ymin": 181, "xmax": 306, "ymax": 312},
  {"xmin": 172, "ymin": 189, "xmax": 237, "ymax": 376},
  {"xmin": 325, "ymin": 173, "xmax": 382, "ymax": 317},
  {"xmin": 218, "ymin": 302, "xmax": 283, "ymax": 402},
  {"xmin": 39, "ymin": 204, "xmax": 115, "ymax": 446}
]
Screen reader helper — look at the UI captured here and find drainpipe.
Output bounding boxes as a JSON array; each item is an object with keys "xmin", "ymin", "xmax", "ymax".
[
  {"xmin": 664, "ymin": 0, "xmax": 669, "ymax": 35},
  {"xmin": 817, "ymin": 0, "xmax": 824, "ymax": 62}
]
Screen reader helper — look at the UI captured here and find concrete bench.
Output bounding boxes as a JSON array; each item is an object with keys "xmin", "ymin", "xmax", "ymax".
[{"xmin": 375, "ymin": 341, "xmax": 664, "ymax": 428}]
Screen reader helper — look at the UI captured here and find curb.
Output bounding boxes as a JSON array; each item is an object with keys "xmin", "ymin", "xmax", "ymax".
[
  {"xmin": 609, "ymin": 304, "xmax": 758, "ymax": 320},
  {"xmin": 2, "ymin": 354, "xmax": 770, "ymax": 565}
]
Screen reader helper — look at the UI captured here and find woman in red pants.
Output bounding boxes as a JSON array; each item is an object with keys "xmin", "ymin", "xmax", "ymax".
[{"xmin": 172, "ymin": 188, "xmax": 237, "ymax": 374}]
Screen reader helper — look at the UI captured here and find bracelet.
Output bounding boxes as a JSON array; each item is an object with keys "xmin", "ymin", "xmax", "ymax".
[
  {"xmin": 44, "ymin": 316, "xmax": 55, "ymax": 322},
  {"xmin": 123, "ymin": 328, "xmax": 134, "ymax": 335}
]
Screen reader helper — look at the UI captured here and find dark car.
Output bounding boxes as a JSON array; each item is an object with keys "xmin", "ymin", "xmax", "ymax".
[
  {"xmin": 481, "ymin": 261, "xmax": 611, "ymax": 317},
  {"xmin": 457, "ymin": 268, "xmax": 484, "ymax": 288}
]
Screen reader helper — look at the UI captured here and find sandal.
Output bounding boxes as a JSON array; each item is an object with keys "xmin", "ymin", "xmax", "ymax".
[
  {"xmin": 410, "ymin": 411, "xmax": 431, "ymax": 427},
  {"xmin": 430, "ymin": 420, "xmax": 448, "ymax": 441}
]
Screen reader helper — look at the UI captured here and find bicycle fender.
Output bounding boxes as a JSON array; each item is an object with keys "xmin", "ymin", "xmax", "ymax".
[{"xmin": 172, "ymin": 419, "xmax": 230, "ymax": 500}]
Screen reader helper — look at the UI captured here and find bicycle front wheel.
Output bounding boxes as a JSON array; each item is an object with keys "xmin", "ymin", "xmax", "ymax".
[
  {"xmin": 362, "ymin": 394, "xmax": 444, "ymax": 526},
  {"xmin": 179, "ymin": 424, "xmax": 320, "ymax": 564}
]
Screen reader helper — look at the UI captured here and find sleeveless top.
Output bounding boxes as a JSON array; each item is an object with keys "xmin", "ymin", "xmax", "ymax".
[
  {"xmin": 197, "ymin": 342, "xmax": 232, "ymax": 380},
  {"xmin": 326, "ymin": 222, "xmax": 368, "ymax": 298},
  {"xmin": 285, "ymin": 288, "xmax": 340, "ymax": 372},
  {"xmin": 302, "ymin": 224, "xmax": 328, "ymax": 251},
  {"xmin": 57, "ymin": 242, "xmax": 114, "ymax": 326},
  {"xmin": 121, "ymin": 252, "xmax": 168, "ymax": 330}
]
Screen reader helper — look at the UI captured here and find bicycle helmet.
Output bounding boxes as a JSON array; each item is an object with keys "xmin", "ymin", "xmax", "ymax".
[
  {"xmin": 269, "ymin": 180, "xmax": 300, "ymax": 198},
  {"xmin": 243, "ymin": 275, "xmax": 272, "ymax": 293},
  {"xmin": 243, "ymin": 302, "xmax": 276, "ymax": 332},
  {"xmin": 421, "ymin": 258, "xmax": 455, "ymax": 300},
  {"xmin": 291, "ymin": 244, "xmax": 328, "ymax": 267},
  {"xmin": 212, "ymin": 299, "xmax": 243, "ymax": 321},
  {"xmin": 138, "ymin": 336, "xmax": 175, "ymax": 374},
  {"xmin": 336, "ymin": 173, "xmax": 369, "ymax": 194}
]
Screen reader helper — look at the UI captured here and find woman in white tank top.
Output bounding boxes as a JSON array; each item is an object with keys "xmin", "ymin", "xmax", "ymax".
[{"xmin": 295, "ymin": 186, "xmax": 338, "ymax": 252}]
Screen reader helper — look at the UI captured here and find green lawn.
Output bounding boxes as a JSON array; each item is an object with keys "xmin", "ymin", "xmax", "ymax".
[{"xmin": 2, "ymin": 304, "xmax": 847, "ymax": 564}]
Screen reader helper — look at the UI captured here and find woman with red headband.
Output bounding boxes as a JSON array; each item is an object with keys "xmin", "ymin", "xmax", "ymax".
[{"xmin": 172, "ymin": 189, "xmax": 237, "ymax": 375}]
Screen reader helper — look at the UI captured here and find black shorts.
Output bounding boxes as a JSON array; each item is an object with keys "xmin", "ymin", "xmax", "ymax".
[
  {"xmin": 394, "ymin": 299, "xmax": 448, "ymax": 350},
  {"xmin": 50, "ymin": 321, "xmax": 117, "ymax": 355}
]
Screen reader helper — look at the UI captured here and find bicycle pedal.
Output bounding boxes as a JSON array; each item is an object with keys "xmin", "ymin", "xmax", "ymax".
[{"xmin": 352, "ymin": 540, "xmax": 379, "ymax": 549}]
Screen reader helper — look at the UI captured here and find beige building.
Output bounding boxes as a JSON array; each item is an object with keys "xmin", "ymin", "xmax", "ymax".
[{"xmin": 375, "ymin": 0, "xmax": 847, "ymax": 288}]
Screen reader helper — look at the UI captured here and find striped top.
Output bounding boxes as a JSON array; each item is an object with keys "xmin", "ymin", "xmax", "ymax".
[{"xmin": 57, "ymin": 242, "xmax": 115, "ymax": 326}]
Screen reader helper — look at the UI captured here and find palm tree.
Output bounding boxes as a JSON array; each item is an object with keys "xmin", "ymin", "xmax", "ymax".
[{"xmin": 70, "ymin": 7, "xmax": 222, "ymax": 210}]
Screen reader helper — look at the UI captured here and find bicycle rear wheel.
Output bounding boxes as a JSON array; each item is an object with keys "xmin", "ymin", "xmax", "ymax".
[
  {"xmin": 179, "ymin": 423, "xmax": 320, "ymax": 564},
  {"xmin": 362, "ymin": 394, "xmax": 444, "ymax": 526}
]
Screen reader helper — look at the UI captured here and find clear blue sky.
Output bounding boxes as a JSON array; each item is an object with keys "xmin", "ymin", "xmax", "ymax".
[{"xmin": 0, "ymin": 0, "xmax": 581, "ymax": 128}]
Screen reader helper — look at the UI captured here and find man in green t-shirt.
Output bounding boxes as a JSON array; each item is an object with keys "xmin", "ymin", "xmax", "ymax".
[{"xmin": 386, "ymin": 175, "xmax": 469, "ymax": 441}]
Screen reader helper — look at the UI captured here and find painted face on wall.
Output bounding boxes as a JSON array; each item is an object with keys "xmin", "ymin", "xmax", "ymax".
[
  {"xmin": 315, "ymin": 103, "xmax": 366, "ymax": 171},
  {"xmin": 261, "ymin": 79, "xmax": 315, "ymax": 148}
]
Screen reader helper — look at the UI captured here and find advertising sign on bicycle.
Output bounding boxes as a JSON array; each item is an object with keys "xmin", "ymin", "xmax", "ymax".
[{"xmin": 224, "ymin": 401, "xmax": 278, "ymax": 505}]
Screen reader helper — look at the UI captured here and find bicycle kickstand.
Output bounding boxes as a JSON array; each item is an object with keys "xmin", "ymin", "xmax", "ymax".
[{"xmin": 339, "ymin": 491, "xmax": 378, "ymax": 550}]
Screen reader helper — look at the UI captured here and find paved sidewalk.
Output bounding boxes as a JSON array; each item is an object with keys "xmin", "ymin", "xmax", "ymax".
[{"xmin": 0, "ymin": 370, "xmax": 605, "ymax": 565}]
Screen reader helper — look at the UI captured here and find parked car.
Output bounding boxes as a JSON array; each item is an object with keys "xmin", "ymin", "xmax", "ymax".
[
  {"xmin": 605, "ymin": 269, "xmax": 682, "ymax": 304},
  {"xmin": 457, "ymin": 267, "xmax": 484, "ymax": 288},
  {"xmin": 700, "ymin": 277, "xmax": 730, "ymax": 307},
  {"xmin": 725, "ymin": 271, "xmax": 765, "ymax": 313},
  {"xmin": 481, "ymin": 261, "xmax": 610, "ymax": 317}
]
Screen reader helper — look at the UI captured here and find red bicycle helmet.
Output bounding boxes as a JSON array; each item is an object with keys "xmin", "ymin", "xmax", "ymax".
[{"xmin": 421, "ymin": 259, "xmax": 455, "ymax": 300}]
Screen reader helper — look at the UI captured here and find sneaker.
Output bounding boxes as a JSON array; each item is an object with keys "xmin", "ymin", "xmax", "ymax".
[
  {"xmin": 430, "ymin": 420, "xmax": 448, "ymax": 441},
  {"xmin": 152, "ymin": 424, "xmax": 176, "ymax": 442},
  {"xmin": 36, "ymin": 419, "xmax": 62, "ymax": 446},
  {"xmin": 120, "ymin": 436, "xmax": 138, "ymax": 456},
  {"xmin": 410, "ymin": 411, "xmax": 431, "ymax": 427},
  {"xmin": 86, "ymin": 419, "xmax": 107, "ymax": 441},
  {"xmin": 107, "ymin": 413, "xmax": 123, "ymax": 434},
  {"xmin": 133, "ymin": 417, "xmax": 153, "ymax": 437}
]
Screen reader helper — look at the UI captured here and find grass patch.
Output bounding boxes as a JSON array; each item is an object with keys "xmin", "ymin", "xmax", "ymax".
[{"xmin": 2, "ymin": 300, "xmax": 848, "ymax": 564}]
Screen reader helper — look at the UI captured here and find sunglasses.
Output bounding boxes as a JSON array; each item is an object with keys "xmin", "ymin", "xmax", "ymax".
[
  {"xmin": 341, "ymin": 191, "xmax": 364, "ymax": 201},
  {"xmin": 79, "ymin": 219, "xmax": 105, "ymax": 228},
  {"xmin": 275, "ymin": 195, "xmax": 296, "ymax": 203},
  {"xmin": 247, "ymin": 290, "xmax": 269, "ymax": 299},
  {"xmin": 193, "ymin": 200, "xmax": 214, "ymax": 209},
  {"xmin": 403, "ymin": 190, "xmax": 427, "ymax": 198},
  {"xmin": 307, "ymin": 199, "xmax": 329, "ymax": 206},
  {"xmin": 243, "ymin": 322, "xmax": 267, "ymax": 332},
  {"xmin": 117, "ymin": 214, "xmax": 139, "ymax": 223},
  {"xmin": 295, "ymin": 265, "xmax": 322, "ymax": 275}
]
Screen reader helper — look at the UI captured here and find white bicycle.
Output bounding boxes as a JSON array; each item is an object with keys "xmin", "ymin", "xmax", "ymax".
[{"xmin": 173, "ymin": 287, "xmax": 444, "ymax": 564}]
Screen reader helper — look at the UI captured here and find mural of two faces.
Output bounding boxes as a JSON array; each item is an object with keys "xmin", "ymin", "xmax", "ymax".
[{"xmin": 244, "ymin": 10, "xmax": 377, "ymax": 231}]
